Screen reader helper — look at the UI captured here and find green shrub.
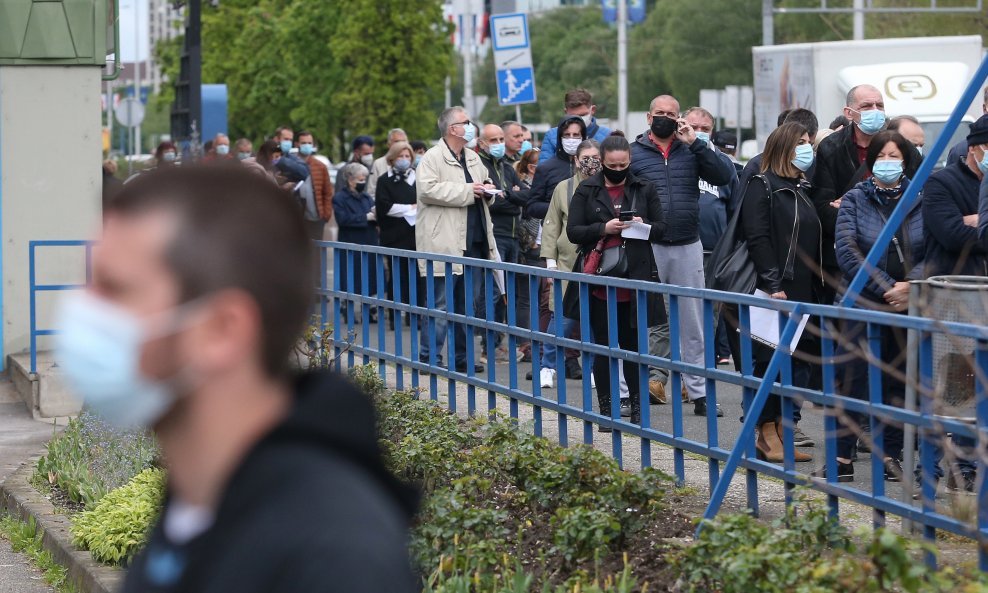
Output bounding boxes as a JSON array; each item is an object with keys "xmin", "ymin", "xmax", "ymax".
[
  {"xmin": 70, "ymin": 468, "xmax": 166, "ymax": 565},
  {"xmin": 35, "ymin": 412, "xmax": 158, "ymax": 509}
]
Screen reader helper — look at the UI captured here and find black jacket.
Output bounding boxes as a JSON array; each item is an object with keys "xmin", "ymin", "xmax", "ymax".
[
  {"xmin": 566, "ymin": 172, "xmax": 667, "ymax": 325},
  {"xmin": 811, "ymin": 123, "xmax": 921, "ymax": 269},
  {"xmin": 629, "ymin": 132, "xmax": 736, "ymax": 245},
  {"xmin": 923, "ymin": 159, "xmax": 987, "ymax": 276},
  {"xmin": 526, "ymin": 116, "xmax": 587, "ymax": 220},
  {"xmin": 375, "ymin": 169, "xmax": 417, "ymax": 250},
  {"xmin": 479, "ymin": 150, "xmax": 529, "ymax": 238},
  {"xmin": 740, "ymin": 172, "xmax": 822, "ymax": 303},
  {"xmin": 121, "ymin": 372, "xmax": 418, "ymax": 593}
]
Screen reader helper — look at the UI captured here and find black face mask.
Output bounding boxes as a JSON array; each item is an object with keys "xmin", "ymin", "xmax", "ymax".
[
  {"xmin": 650, "ymin": 116, "xmax": 677, "ymax": 139},
  {"xmin": 601, "ymin": 165, "xmax": 629, "ymax": 184},
  {"xmin": 355, "ymin": 182, "xmax": 367, "ymax": 193}
]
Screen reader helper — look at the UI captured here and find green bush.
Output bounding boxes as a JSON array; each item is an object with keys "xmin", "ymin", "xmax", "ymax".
[
  {"xmin": 70, "ymin": 468, "xmax": 166, "ymax": 565},
  {"xmin": 675, "ymin": 495, "xmax": 988, "ymax": 593},
  {"xmin": 35, "ymin": 412, "xmax": 158, "ymax": 509}
]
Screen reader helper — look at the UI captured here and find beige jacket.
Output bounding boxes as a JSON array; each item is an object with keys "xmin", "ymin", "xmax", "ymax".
[
  {"xmin": 416, "ymin": 141, "xmax": 498, "ymax": 276},
  {"xmin": 542, "ymin": 173, "xmax": 584, "ymax": 293},
  {"xmin": 366, "ymin": 155, "xmax": 390, "ymax": 198}
]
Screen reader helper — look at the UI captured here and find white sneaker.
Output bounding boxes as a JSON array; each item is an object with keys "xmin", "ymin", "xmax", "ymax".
[{"xmin": 540, "ymin": 368, "xmax": 556, "ymax": 389}]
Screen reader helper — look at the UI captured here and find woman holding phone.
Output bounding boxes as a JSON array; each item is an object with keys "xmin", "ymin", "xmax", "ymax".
[{"xmin": 566, "ymin": 134, "xmax": 665, "ymax": 429}]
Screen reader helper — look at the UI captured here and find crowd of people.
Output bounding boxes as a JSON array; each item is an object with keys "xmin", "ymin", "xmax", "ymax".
[{"xmin": 103, "ymin": 83, "xmax": 988, "ymax": 492}]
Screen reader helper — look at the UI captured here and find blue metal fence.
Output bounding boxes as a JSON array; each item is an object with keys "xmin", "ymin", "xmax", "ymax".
[
  {"xmin": 23, "ymin": 236, "xmax": 988, "ymax": 567},
  {"xmin": 323, "ymin": 241, "xmax": 988, "ymax": 569},
  {"xmin": 28, "ymin": 240, "xmax": 92, "ymax": 374}
]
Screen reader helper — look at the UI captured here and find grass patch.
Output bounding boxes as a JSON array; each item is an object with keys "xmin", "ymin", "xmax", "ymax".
[{"xmin": 0, "ymin": 514, "xmax": 81, "ymax": 593}]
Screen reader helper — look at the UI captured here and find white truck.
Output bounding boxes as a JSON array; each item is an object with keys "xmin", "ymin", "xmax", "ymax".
[{"xmin": 752, "ymin": 35, "xmax": 984, "ymax": 165}]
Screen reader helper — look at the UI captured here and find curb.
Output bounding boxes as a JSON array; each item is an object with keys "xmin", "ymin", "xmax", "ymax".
[{"xmin": 0, "ymin": 457, "xmax": 122, "ymax": 593}]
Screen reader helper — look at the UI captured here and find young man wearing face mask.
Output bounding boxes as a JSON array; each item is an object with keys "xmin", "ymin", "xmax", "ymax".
[
  {"xmin": 501, "ymin": 120, "xmax": 526, "ymax": 163},
  {"xmin": 296, "ymin": 131, "xmax": 334, "ymax": 239},
  {"xmin": 811, "ymin": 84, "xmax": 889, "ymax": 303},
  {"xmin": 629, "ymin": 94, "xmax": 736, "ymax": 417},
  {"xmin": 368, "ymin": 128, "xmax": 408, "ymax": 198},
  {"xmin": 56, "ymin": 166, "xmax": 418, "ymax": 593},
  {"xmin": 416, "ymin": 107, "xmax": 498, "ymax": 373},
  {"xmin": 539, "ymin": 88, "xmax": 611, "ymax": 164},
  {"xmin": 347, "ymin": 135, "xmax": 376, "ymax": 169}
]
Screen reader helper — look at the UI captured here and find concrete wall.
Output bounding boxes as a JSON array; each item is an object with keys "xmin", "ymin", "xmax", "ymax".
[{"xmin": 0, "ymin": 66, "xmax": 102, "ymax": 364}]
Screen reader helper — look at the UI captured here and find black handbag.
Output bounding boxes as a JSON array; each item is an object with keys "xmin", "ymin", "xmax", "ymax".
[
  {"xmin": 705, "ymin": 175, "xmax": 772, "ymax": 294},
  {"xmin": 594, "ymin": 189, "xmax": 636, "ymax": 277}
]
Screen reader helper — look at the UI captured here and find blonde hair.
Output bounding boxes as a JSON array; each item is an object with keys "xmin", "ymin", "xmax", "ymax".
[{"xmin": 385, "ymin": 141, "xmax": 413, "ymax": 166}]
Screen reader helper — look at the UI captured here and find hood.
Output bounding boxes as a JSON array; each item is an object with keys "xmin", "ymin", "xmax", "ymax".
[
  {"xmin": 554, "ymin": 115, "xmax": 588, "ymax": 158},
  {"xmin": 258, "ymin": 370, "xmax": 419, "ymax": 517}
]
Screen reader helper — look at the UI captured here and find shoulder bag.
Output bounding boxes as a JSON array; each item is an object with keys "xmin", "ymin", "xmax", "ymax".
[{"xmin": 705, "ymin": 175, "xmax": 772, "ymax": 294}]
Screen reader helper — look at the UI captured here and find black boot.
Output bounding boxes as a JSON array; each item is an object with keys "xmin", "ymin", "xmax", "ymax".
[{"xmin": 597, "ymin": 391, "xmax": 613, "ymax": 432}]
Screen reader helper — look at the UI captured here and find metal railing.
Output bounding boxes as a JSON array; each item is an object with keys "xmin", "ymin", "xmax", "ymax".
[
  {"xmin": 321, "ymin": 241, "xmax": 988, "ymax": 569},
  {"xmin": 28, "ymin": 240, "xmax": 92, "ymax": 374}
]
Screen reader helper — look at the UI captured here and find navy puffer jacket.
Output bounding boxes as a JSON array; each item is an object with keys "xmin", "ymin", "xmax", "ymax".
[
  {"xmin": 629, "ymin": 132, "xmax": 737, "ymax": 245},
  {"xmin": 836, "ymin": 177, "xmax": 924, "ymax": 303}
]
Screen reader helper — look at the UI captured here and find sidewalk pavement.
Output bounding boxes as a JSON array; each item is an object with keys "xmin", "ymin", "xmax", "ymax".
[{"xmin": 0, "ymin": 378, "xmax": 57, "ymax": 593}]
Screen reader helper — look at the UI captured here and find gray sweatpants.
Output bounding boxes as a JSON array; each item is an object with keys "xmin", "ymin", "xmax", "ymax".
[{"xmin": 648, "ymin": 240, "xmax": 707, "ymax": 401}]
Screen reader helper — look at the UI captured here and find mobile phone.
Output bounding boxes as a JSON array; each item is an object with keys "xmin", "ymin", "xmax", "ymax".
[{"xmin": 618, "ymin": 209, "xmax": 637, "ymax": 221}]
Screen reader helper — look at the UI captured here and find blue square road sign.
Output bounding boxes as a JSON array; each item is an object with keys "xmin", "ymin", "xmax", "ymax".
[{"xmin": 496, "ymin": 67, "xmax": 537, "ymax": 106}]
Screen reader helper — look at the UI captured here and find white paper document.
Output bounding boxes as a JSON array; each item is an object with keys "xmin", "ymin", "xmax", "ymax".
[
  {"xmin": 745, "ymin": 289, "xmax": 810, "ymax": 351},
  {"xmin": 402, "ymin": 211, "xmax": 417, "ymax": 226},
  {"xmin": 620, "ymin": 221, "xmax": 652, "ymax": 240}
]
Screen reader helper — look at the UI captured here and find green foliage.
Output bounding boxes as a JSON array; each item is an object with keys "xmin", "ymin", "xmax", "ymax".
[
  {"xmin": 70, "ymin": 468, "xmax": 166, "ymax": 566},
  {"xmin": 34, "ymin": 413, "xmax": 158, "ymax": 509},
  {"xmin": 675, "ymin": 494, "xmax": 988, "ymax": 593},
  {"xmin": 330, "ymin": 0, "xmax": 453, "ymax": 147},
  {"xmin": 550, "ymin": 506, "xmax": 621, "ymax": 565},
  {"xmin": 0, "ymin": 515, "xmax": 81, "ymax": 592}
]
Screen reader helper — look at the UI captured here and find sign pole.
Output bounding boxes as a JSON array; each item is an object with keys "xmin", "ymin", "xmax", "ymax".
[
  {"xmin": 617, "ymin": 0, "xmax": 628, "ymax": 134},
  {"xmin": 516, "ymin": 104, "xmax": 522, "ymax": 125}
]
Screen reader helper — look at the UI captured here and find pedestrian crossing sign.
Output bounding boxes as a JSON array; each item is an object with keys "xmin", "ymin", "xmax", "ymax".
[{"xmin": 496, "ymin": 67, "xmax": 537, "ymax": 106}]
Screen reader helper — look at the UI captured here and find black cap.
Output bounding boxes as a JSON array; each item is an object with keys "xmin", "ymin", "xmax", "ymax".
[
  {"xmin": 712, "ymin": 130, "xmax": 737, "ymax": 151},
  {"xmin": 967, "ymin": 114, "xmax": 988, "ymax": 147}
]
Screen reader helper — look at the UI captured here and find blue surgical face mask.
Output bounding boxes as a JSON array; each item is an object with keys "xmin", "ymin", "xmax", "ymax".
[
  {"xmin": 489, "ymin": 142, "xmax": 506, "ymax": 159},
  {"xmin": 162, "ymin": 151, "xmax": 177, "ymax": 162},
  {"xmin": 279, "ymin": 140, "xmax": 293, "ymax": 154},
  {"xmin": 414, "ymin": 155, "xmax": 422, "ymax": 168},
  {"xmin": 460, "ymin": 123, "xmax": 476, "ymax": 143},
  {"xmin": 237, "ymin": 151, "xmax": 251, "ymax": 161},
  {"xmin": 978, "ymin": 146, "xmax": 988, "ymax": 175},
  {"xmin": 872, "ymin": 159, "xmax": 904, "ymax": 184},
  {"xmin": 520, "ymin": 140, "xmax": 533, "ymax": 156},
  {"xmin": 695, "ymin": 132, "xmax": 711, "ymax": 145},
  {"xmin": 215, "ymin": 144, "xmax": 230, "ymax": 156},
  {"xmin": 853, "ymin": 108, "xmax": 886, "ymax": 135},
  {"xmin": 55, "ymin": 292, "xmax": 188, "ymax": 430},
  {"xmin": 299, "ymin": 143, "xmax": 315, "ymax": 156},
  {"xmin": 394, "ymin": 157, "xmax": 411, "ymax": 172},
  {"xmin": 791, "ymin": 143, "xmax": 815, "ymax": 172}
]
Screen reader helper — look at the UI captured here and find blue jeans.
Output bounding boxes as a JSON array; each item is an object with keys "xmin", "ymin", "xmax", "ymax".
[
  {"xmin": 419, "ymin": 243, "xmax": 487, "ymax": 368},
  {"xmin": 541, "ymin": 314, "xmax": 578, "ymax": 370}
]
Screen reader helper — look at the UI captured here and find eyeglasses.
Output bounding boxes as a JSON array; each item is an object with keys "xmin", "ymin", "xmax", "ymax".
[{"xmin": 451, "ymin": 120, "xmax": 473, "ymax": 127}]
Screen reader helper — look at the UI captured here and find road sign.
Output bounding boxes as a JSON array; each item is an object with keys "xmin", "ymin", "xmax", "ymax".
[
  {"xmin": 490, "ymin": 13, "xmax": 537, "ymax": 107},
  {"xmin": 116, "ymin": 97, "xmax": 145, "ymax": 128},
  {"xmin": 496, "ymin": 68, "xmax": 536, "ymax": 105}
]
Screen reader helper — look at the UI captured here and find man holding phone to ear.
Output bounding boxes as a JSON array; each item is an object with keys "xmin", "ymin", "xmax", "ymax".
[{"xmin": 630, "ymin": 95, "xmax": 737, "ymax": 417}]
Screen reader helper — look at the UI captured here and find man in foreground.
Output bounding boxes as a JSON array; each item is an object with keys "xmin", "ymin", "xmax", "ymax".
[{"xmin": 56, "ymin": 166, "xmax": 417, "ymax": 593}]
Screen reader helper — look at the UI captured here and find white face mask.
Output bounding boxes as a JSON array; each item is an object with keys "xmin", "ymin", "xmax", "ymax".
[
  {"xmin": 55, "ymin": 292, "xmax": 201, "ymax": 430},
  {"xmin": 360, "ymin": 154, "xmax": 374, "ymax": 167},
  {"xmin": 561, "ymin": 138, "xmax": 582, "ymax": 155},
  {"xmin": 580, "ymin": 114, "xmax": 593, "ymax": 128}
]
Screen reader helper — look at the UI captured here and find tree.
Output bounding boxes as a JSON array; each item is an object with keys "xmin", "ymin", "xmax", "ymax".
[{"xmin": 329, "ymin": 0, "xmax": 454, "ymax": 149}]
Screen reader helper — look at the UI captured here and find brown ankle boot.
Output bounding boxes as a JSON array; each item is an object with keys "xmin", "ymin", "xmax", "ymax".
[
  {"xmin": 775, "ymin": 422, "xmax": 812, "ymax": 462},
  {"xmin": 756, "ymin": 421, "xmax": 785, "ymax": 462}
]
